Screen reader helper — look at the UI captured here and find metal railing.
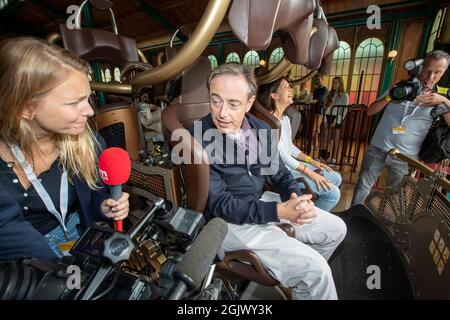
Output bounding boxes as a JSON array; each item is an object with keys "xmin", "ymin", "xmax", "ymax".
[{"xmin": 293, "ymin": 103, "xmax": 374, "ymax": 183}]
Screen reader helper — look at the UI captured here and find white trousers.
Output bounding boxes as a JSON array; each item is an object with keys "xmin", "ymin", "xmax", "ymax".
[{"xmin": 220, "ymin": 192, "xmax": 347, "ymax": 300}]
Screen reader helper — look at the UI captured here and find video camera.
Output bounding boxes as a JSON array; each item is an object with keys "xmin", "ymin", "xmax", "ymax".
[
  {"xmin": 0, "ymin": 199, "xmax": 228, "ymax": 300},
  {"xmin": 389, "ymin": 58, "xmax": 424, "ymax": 101}
]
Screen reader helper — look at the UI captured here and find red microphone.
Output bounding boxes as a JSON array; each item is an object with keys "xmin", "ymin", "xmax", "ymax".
[{"xmin": 98, "ymin": 147, "xmax": 131, "ymax": 232}]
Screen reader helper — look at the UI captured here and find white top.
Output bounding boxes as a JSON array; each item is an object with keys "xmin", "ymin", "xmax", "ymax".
[
  {"xmin": 278, "ymin": 115, "xmax": 302, "ymax": 170},
  {"xmin": 325, "ymin": 92, "xmax": 349, "ymax": 124}
]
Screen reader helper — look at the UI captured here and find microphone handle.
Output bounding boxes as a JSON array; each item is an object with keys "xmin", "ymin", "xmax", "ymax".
[{"xmin": 110, "ymin": 185, "xmax": 123, "ymax": 232}]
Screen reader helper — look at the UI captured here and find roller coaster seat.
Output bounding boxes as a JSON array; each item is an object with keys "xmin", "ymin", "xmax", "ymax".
[
  {"xmin": 251, "ymin": 101, "xmax": 321, "ymax": 200},
  {"xmin": 161, "ymin": 56, "xmax": 295, "ymax": 297}
]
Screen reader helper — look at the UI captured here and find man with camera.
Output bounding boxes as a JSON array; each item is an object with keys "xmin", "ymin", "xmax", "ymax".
[{"xmin": 352, "ymin": 50, "xmax": 450, "ymax": 206}]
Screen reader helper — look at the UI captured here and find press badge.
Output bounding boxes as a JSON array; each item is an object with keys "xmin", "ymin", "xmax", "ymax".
[
  {"xmin": 58, "ymin": 240, "xmax": 76, "ymax": 256},
  {"xmin": 392, "ymin": 126, "xmax": 406, "ymax": 135}
]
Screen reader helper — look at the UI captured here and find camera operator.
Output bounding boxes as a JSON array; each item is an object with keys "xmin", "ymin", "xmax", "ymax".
[{"xmin": 352, "ymin": 50, "xmax": 450, "ymax": 206}]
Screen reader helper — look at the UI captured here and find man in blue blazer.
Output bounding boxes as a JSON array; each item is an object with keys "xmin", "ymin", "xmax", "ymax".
[{"xmin": 187, "ymin": 63, "xmax": 347, "ymax": 299}]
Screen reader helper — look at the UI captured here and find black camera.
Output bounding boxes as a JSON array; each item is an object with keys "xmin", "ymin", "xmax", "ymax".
[
  {"xmin": 389, "ymin": 58, "xmax": 424, "ymax": 101},
  {"xmin": 389, "ymin": 77, "xmax": 422, "ymax": 101},
  {"xmin": 0, "ymin": 198, "xmax": 215, "ymax": 300}
]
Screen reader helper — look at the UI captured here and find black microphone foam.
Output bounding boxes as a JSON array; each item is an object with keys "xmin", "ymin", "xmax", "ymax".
[{"xmin": 174, "ymin": 218, "xmax": 228, "ymax": 290}]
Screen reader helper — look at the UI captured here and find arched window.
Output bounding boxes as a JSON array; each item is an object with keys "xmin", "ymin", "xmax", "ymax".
[
  {"xmin": 269, "ymin": 47, "xmax": 284, "ymax": 69},
  {"xmin": 350, "ymin": 37, "xmax": 384, "ymax": 106},
  {"xmin": 322, "ymin": 41, "xmax": 351, "ymax": 91},
  {"xmin": 0, "ymin": 0, "xmax": 9, "ymax": 10},
  {"xmin": 208, "ymin": 55, "xmax": 218, "ymax": 70},
  {"xmin": 113, "ymin": 67, "xmax": 121, "ymax": 82},
  {"xmin": 243, "ymin": 50, "xmax": 260, "ymax": 70},
  {"xmin": 427, "ymin": 8, "xmax": 446, "ymax": 53},
  {"xmin": 104, "ymin": 68, "xmax": 112, "ymax": 82},
  {"xmin": 225, "ymin": 52, "xmax": 240, "ymax": 63}
]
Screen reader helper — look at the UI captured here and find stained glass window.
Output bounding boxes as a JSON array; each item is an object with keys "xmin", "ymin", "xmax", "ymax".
[
  {"xmin": 113, "ymin": 67, "xmax": 121, "ymax": 82},
  {"xmin": 350, "ymin": 37, "xmax": 384, "ymax": 106},
  {"xmin": 0, "ymin": 0, "xmax": 9, "ymax": 10},
  {"xmin": 427, "ymin": 9, "xmax": 446, "ymax": 53},
  {"xmin": 322, "ymin": 41, "xmax": 351, "ymax": 91},
  {"xmin": 100, "ymin": 69, "xmax": 106, "ymax": 83},
  {"xmin": 269, "ymin": 47, "xmax": 284, "ymax": 69},
  {"xmin": 243, "ymin": 50, "xmax": 260, "ymax": 70},
  {"xmin": 225, "ymin": 52, "xmax": 241, "ymax": 63},
  {"xmin": 104, "ymin": 68, "xmax": 112, "ymax": 82},
  {"xmin": 208, "ymin": 55, "xmax": 218, "ymax": 69}
]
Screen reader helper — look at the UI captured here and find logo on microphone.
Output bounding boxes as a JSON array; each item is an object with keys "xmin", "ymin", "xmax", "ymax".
[{"xmin": 99, "ymin": 168, "xmax": 109, "ymax": 182}]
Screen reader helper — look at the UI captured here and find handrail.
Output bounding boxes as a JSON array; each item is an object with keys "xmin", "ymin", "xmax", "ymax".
[
  {"xmin": 290, "ymin": 70, "xmax": 318, "ymax": 86},
  {"xmin": 256, "ymin": 58, "xmax": 293, "ymax": 85},
  {"xmin": 131, "ymin": 0, "xmax": 231, "ymax": 93},
  {"xmin": 90, "ymin": 81, "xmax": 132, "ymax": 94},
  {"xmin": 389, "ymin": 149, "xmax": 450, "ymax": 192}
]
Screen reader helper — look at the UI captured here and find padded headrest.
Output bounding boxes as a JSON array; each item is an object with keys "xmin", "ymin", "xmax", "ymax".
[
  {"xmin": 173, "ymin": 55, "xmax": 211, "ymax": 105},
  {"xmin": 319, "ymin": 26, "xmax": 339, "ymax": 74},
  {"xmin": 60, "ymin": 24, "xmax": 139, "ymax": 66},
  {"xmin": 250, "ymin": 100, "xmax": 281, "ymax": 130},
  {"xmin": 228, "ymin": 0, "xmax": 316, "ymax": 65},
  {"xmin": 304, "ymin": 18, "xmax": 328, "ymax": 70}
]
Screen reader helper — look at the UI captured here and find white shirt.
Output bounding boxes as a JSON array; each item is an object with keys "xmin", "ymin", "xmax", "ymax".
[{"xmin": 278, "ymin": 116, "xmax": 302, "ymax": 170}]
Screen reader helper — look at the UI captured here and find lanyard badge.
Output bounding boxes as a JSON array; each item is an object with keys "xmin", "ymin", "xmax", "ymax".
[{"xmin": 9, "ymin": 144, "xmax": 69, "ymax": 233}]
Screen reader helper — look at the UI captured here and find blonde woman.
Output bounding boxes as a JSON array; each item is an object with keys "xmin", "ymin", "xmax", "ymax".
[
  {"xmin": 260, "ymin": 77, "xmax": 342, "ymax": 211},
  {"xmin": 0, "ymin": 37, "xmax": 129, "ymax": 259},
  {"xmin": 320, "ymin": 76, "xmax": 349, "ymax": 163}
]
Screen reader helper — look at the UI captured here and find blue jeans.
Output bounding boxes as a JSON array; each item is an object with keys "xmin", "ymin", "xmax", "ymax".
[
  {"xmin": 44, "ymin": 212, "xmax": 81, "ymax": 258},
  {"xmin": 290, "ymin": 163, "xmax": 342, "ymax": 211},
  {"xmin": 351, "ymin": 145, "xmax": 410, "ymax": 206}
]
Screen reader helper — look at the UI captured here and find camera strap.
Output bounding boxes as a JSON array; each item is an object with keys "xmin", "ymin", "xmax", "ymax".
[{"xmin": 9, "ymin": 144, "xmax": 69, "ymax": 234}]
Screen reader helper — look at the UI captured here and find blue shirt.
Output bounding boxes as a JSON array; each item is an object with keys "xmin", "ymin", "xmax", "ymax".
[{"xmin": 188, "ymin": 114, "xmax": 301, "ymax": 225}]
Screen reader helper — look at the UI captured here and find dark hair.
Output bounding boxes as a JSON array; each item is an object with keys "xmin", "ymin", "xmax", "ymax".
[{"xmin": 258, "ymin": 77, "xmax": 288, "ymax": 114}]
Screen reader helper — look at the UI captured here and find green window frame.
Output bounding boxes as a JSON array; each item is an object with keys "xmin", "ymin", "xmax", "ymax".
[
  {"xmin": 208, "ymin": 55, "xmax": 219, "ymax": 69},
  {"xmin": 225, "ymin": 52, "xmax": 241, "ymax": 63},
  {"xmin": 269, "ymin": 47, "xmax": 284, "ymax": 69}
]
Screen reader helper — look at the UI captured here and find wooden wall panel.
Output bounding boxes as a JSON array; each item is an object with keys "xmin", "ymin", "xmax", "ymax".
[{"xmin": 393, "ymin": 18, "xmax": 426, "ymax": 84}]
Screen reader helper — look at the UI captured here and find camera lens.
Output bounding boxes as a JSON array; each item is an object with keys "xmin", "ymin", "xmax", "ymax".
[
  {"xmin": 155, "ymin": 200, "xmax": 174, "ymax": 221},
  {"xmin": 390, "ymin": 86, "xmax": 410, "ymax": 101}
]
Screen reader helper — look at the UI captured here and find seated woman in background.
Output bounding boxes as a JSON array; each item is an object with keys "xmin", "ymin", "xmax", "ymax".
[
  {"xmin": 298, "ymin": 82, "xmax": 312, "ymax": 102},
  {"xmin": 0, "ymin": 37, "xmax": 129, "ymax": 260},
  {"xmin": 320, "ymin": 76, "xmax": 349, "ymax": 163},
  {"xmin": 260, "ymin": 77, "xmax": 342, "ymax": 212}
]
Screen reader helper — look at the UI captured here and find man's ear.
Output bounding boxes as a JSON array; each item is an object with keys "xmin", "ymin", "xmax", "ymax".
[{"xmin": 246, "ymin": 95, "xmax": 256, "ymax": 112}]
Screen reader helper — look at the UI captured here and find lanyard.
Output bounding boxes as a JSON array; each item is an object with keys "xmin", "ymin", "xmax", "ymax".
[
  {"xmin": 9, "ymin": 144, "xmax": 69, "ymax": 233},
  {"xmin": 399, "ymin": 101, "xmax": 420, "ymax": 126}
]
